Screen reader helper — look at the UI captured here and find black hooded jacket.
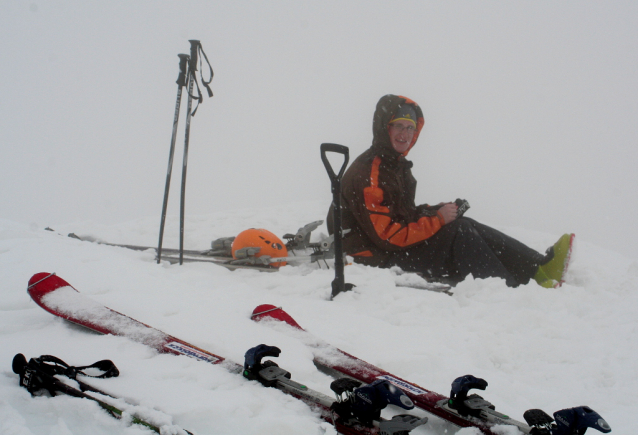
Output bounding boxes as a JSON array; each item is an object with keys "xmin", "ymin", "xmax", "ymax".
[{"xmin": 327, "ymin": 95, "xmax": 445, "ymax": 267}]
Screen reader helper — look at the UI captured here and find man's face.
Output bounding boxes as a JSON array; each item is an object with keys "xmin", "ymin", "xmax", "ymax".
[{"xmin": 388, "ymin": 119, "xmax": 416, "ymax": 154}]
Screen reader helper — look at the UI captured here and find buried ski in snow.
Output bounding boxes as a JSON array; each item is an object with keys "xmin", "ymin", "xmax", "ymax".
[
  {"xmin": 251, "ymin": 304, "xmax": 611, "ymax": 435},
  {"xmin": 52, "ymin": 225, "xmax": 452, "ymax": 292},
  {"xmin": 50, "ymin": 221, "xmax": 336, "ymax": 271}
]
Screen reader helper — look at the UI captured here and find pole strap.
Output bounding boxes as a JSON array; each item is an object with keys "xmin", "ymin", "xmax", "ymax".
[
  {"xmin": 187, "ymin": 41, "xmax": 214, "ymax": 116},
  {"xmin": 35, "ymin": 354, "xmax": 120, "ymax": 380}
]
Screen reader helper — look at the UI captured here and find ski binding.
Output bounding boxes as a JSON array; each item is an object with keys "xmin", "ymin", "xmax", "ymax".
[
  {"xmin": 243, "ymin": 344, "xmax": 427, "ymax": 435},
  {"xmin": 440, "ymin": 374, "xmax": 611, "ymax": 435}
]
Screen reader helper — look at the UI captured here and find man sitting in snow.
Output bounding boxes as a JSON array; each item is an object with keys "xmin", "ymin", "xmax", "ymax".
[{"xmin": 327, "ymin": 94, "xmax": 571, "ymax": 288}]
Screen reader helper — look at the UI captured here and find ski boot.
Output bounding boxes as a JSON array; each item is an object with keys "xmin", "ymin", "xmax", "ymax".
[{"xmin": 535, "ymin": 233, "xmax": 575, "ymax": 288}]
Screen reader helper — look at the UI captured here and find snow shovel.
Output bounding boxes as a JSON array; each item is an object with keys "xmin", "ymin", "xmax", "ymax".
[{"xmin": 320, "ymin": 143, "xmax": 354, "ymax": 300}]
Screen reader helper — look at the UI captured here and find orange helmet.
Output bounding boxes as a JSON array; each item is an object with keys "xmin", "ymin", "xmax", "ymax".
[{"xmin": 231, "ymin": 228, "xmax": 288, "ymax": 267}]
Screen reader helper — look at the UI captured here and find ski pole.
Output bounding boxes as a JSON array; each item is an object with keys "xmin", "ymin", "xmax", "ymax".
[
  {"xmin": 178, "ymin": 41, "xmax": 200, "ymax": 265},
  {"xmin": 157, "ymin": 54, "xmax": 190, "ymax": 264},
  {"xmin": 320, "ymin": 143, "xmax": 354, "ymax": 300},
  {"xmin": 179, "ymin": 39, "xmax": 214, "ymax": 265}
]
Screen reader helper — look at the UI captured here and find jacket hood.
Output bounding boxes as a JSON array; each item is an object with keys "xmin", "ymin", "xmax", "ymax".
[{"xmin": 371, "ymin": 94, "xmax": 425, "ymax": 158}]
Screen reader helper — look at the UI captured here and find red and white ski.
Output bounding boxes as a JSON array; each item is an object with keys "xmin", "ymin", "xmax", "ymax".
[
  {"xmin": 250, "ymin": 304, "xmax": 611, "ymax": 435},
  {"xmin": 26, "ymin": 272, "xmax": 420, "ymax": 435},
  {"xmin": 250, "ymin": 304, "xmax": 487, "ymax": 431},
  {"xmin": 28, "ymin": 272, "xmax": 229, "ymax": 365}
]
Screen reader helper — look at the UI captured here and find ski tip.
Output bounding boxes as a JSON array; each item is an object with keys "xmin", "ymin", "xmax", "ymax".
[
  {"xmin": 27, "ymin": 272, "xmax": 76, "ymax": 302},
  {"xmin": 251, "ymin": 304, "xmax": 303, "ymax": 329}
]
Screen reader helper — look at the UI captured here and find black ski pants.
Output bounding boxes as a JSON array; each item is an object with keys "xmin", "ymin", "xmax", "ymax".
[{"xmin": 387, "ymin": 217, "xmax": 545, "ymax": 287}]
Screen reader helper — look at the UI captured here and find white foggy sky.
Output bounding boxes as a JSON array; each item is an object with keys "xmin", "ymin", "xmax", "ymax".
[{"xmin": 1, "ymin": 1, "xmax": 637, "ymax": 258}]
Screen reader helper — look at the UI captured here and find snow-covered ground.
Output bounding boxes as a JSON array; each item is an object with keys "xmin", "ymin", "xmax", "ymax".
[{"xmin": 1, "ymin": 200, "xmax": 635, "ymax": 435}]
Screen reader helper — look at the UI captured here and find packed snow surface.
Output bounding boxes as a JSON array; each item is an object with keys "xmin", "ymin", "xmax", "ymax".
[{"xmin": 1, "ymin": 201, "xmax": 636, "ymax": 434}]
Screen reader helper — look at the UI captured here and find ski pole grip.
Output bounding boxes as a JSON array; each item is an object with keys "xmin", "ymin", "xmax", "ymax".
[
  {"xmin": 320, "ymin": 143, "xmax": 349, "ymax": 185},
  {"xmin": 176, "ymin": 54, "xmax": 189, "ymax": 87},
  {"xmin": 188, "ymin": 40, "xmax": 200, "ymax": 72}
]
